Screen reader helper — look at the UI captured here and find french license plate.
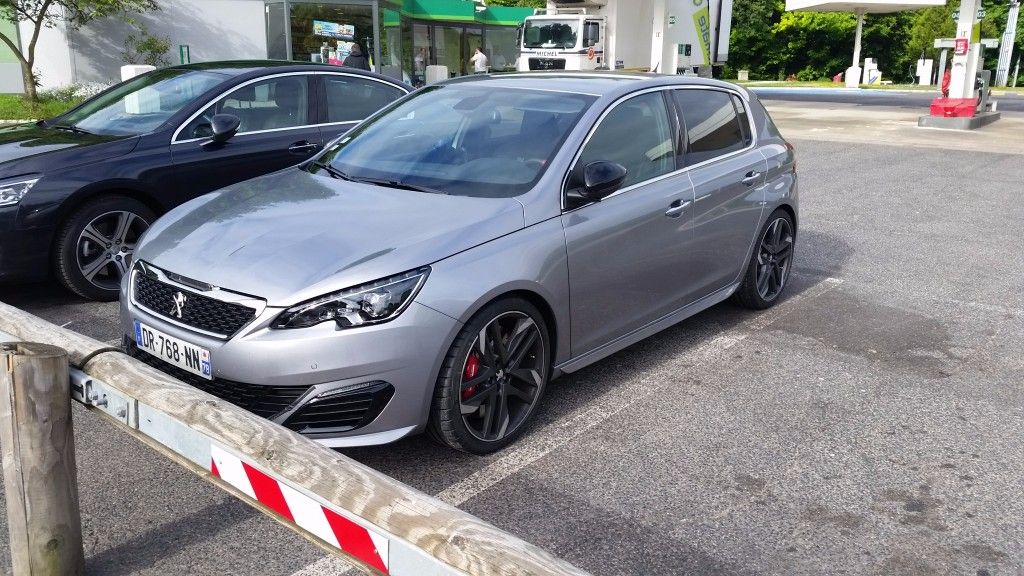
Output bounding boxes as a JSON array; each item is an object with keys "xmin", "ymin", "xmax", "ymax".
[{"xmin": 134, "ymin": 320, "xmax": 212, "ymax": 380}]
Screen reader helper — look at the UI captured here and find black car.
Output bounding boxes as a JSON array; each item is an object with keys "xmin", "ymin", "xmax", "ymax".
[{"xmin": 0, "ymin": 61, "xmax": 410, "ymax": 300}]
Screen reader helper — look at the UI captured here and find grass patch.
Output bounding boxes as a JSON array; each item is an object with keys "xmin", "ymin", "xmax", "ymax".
[{"xmin": 0, "ymin": 94, "xmax": 82, "ymax": 121}]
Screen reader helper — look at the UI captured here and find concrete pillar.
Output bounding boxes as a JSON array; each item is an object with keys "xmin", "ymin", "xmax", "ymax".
[{"xmin": 845, "ymin": 9, "xmax": 865, "ymax": 88}]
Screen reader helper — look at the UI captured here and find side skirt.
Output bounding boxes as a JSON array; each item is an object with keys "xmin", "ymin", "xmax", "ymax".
[{"xmin": 554, "ymin": 282, "xmax": 740, "ymax": 375}]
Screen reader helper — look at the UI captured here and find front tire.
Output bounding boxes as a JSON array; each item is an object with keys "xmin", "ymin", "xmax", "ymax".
[
  {"xmin": 732, "ymin": 209, "xmax": 795, "ymax": 310},
  {"xmin": 428, "ymin": 298, "xmax": 550, "ymax": 454},
  {"xmin": 54, "ymin": 196, "xmax": 154, "ymax": 301}
]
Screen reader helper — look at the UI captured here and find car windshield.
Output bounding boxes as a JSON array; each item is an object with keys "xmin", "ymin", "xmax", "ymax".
[
  {"xmin": 313, "ymin": 85, "xmax": 595, "ymax": 198},
  {"xmin": 55, "ymin": 69, "xmax": 227, "ymax": 136},
  {"xmin": 523, "ymin": 19, "xmax": 580, "ymax": 49}
]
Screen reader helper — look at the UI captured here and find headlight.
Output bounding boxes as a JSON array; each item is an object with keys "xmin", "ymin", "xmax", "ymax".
[
  {"xmin": 0, "ymin": 177, "xmax": 40, "ymax": 207},
  {"xmin": 272, "ymin": 267, "xmax": 430, "ymax": 329}
]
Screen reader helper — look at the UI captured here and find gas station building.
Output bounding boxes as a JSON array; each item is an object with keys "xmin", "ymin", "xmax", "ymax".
[{"xmin": 3, "ymin": 0, "xmax": 533, "ymax": 92}]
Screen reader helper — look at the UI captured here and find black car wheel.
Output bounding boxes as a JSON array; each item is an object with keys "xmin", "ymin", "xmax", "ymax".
[
  {"xmin": 55, "ymin": 196, "xmax": 154, "ymax": 301},
  {"xmin": 429, "ymin": 298, "xmax": 550, "ymax": 454},
  {"xmin": 733, "ymin": 208, "xmax": 795, "ymax": 310}
]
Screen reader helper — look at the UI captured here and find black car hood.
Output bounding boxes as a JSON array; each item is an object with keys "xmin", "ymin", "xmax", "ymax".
[{"xmin": 0, "ymin": 123, "xmax": 139, "ymax": 177}]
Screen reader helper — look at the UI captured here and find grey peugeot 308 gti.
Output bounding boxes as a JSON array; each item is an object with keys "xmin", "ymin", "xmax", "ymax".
[{"xmin": 121, "ymin": 73, "xmax": 798, "ymax": 454}]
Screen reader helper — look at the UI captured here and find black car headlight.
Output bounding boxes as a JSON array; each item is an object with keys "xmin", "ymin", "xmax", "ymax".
[
  {"xmin": 0, "ymin": 177, "xmax": 40, "ymax": 207},
  {"xmin": 272, "ymin": 267, "xmax": 430, "ymax": 329}
]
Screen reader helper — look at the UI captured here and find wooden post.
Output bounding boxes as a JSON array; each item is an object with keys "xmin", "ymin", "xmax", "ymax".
[{"xmin": 0, "ymin": 343, "xmax": 84, "ymax": 576}]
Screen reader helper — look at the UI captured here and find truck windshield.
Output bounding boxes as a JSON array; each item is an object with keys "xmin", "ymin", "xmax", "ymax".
[
  {"xmin": 523, "ymin": 19, "xmax": 580, "ymax": 49},
  {"xmin": 313, "ymin": 84, "xmax": 595, "ymax": 198}
]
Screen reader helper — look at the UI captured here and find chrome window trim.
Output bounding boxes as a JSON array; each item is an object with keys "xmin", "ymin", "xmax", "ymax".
[
  {"xmin": 129, "ymin": 262, "xmax": 267, "ymax": 340},
  {"xmin": 170, "ymin": 71, "xmax": 408, "ymax": 145},
  {"xmin": 560, "ymin": 85, "xmax": 759, "ymax": 212}
]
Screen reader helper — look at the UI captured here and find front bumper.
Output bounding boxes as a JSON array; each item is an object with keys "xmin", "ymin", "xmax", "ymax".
[
  {"xmin": 120, "ymin": 278, "xmax": 462, "ymax": 447},
  {"xmin": 0, "ymin": 207, "xmax": 52, "ymax": 283}
]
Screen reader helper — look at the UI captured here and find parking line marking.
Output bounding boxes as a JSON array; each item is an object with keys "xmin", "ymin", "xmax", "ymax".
[
  {"xmin": 434, "ymin": 277, "xmax": 842, "ymax": 508},
  {"xmin": 289, "ymin": 277, "xmax": 842, "ymax": 576}
]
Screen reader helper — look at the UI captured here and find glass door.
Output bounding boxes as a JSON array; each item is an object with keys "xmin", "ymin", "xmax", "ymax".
[
  {"xmin": 434, "ymin": 25, "xmax": 463, "ymax": 78},
  {"xmin": 465, "ymin": 27, "xmax": 483, "ymax": 74}
]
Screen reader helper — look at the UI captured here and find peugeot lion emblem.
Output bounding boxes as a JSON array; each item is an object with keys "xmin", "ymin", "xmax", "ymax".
[{"xmin": 170, "ymin": 292, "xmax": 187, "ymax": 319}]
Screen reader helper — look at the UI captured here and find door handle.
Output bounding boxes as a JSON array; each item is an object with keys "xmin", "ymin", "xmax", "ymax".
[
  {"xmin": 665, "ymin": 199, "xmax": 691, "ymax": 218},
  {"xmin": 741, "ymin": 171, "xmax": 762, "ymax": 186},
  {"xmin": 288, "ymin": 141, "xmax": 320, "ymax": 154}
]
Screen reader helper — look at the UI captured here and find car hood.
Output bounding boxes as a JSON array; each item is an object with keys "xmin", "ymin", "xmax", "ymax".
[
  {"xmin": 0, "ymin": 123, "xmax": 139, "ymax": 176},
  {"xmin": 138, "ymin": 169, "xmax": 526, "ymax": 306}
]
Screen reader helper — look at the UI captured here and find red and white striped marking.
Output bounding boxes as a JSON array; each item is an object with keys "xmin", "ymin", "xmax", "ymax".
[{"xmin": 210, "ymin": 444, "xmax": 390, "ymax": 573}]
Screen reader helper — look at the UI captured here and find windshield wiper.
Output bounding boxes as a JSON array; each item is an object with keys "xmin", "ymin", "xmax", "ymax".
[
  {"xmin": 310, "ymin": 162, "xmax": 447, "ymax": 195},
  {"xmin": 310, "ymin": 161, "xmax": 354, "ymax": 181},
  {"xmin": 353, "ymin": 177, "xmax": 448, "ymax": 195},
  {"xmin": 51, "ymin": 124, "xmax": 93, "ymax": 136}
]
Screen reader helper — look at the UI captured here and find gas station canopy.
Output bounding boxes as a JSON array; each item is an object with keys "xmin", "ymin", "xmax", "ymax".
[
  {"xmin": 785, "ymin": 0, "xmax": 943, "ymax": 13},
  {"xmin": 785, "ymin": 0, "xmax": 944, "ymax": 86}
]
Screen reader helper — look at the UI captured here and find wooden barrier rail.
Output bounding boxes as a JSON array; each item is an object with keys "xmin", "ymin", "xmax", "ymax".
[{"xmin": 0, "ymin": 301, "xmax": 590, "ymax": 576}]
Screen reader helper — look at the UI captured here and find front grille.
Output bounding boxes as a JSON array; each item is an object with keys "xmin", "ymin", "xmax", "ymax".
[
  {"xmin": 133, "ymin": 272, "xmax": 256, "ymax": 337},
  {"xmin": 284, "ymin": 382, "xmax": 394, "ymax": 434},
  {"xmin": 127, "ymin": 342, "xmax": 311, "ymax": 418},
  {"xmin": 529, "ymin": 58, "xmax": 566, "ymax": 70}
]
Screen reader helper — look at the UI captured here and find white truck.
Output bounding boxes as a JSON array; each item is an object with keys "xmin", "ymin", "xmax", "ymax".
[{"xmin": 517, "ymin": 0, "xmax": 733, "ymax": 74}]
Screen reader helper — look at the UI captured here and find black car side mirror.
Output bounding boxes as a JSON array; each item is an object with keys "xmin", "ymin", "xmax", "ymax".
[
  {"xmin": 580, "ymin": 161, "xmax": 628, "ymax": 201},
  {"xmin": 207, "ymin": 114, "xmax": 241, "ymax": 145}
]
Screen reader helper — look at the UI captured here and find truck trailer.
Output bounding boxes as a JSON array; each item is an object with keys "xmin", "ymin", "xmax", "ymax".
[{"xmin": 517, "ymin": 0, "xmax": 733, "ymax": 74}]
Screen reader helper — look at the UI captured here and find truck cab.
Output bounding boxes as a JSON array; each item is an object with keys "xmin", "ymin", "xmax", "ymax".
[{"xmin": 517, "ymin": 12, "xmax": 606, "ymax": 72}]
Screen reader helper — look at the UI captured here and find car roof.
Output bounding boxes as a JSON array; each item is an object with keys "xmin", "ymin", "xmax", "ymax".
[
  {"xmin": 163, "ymin": 60, "xmax": 410, "ymax": 87},
  {"xmin": 441, "ymin": 72, "xmax": 746, "ymax": 99}
]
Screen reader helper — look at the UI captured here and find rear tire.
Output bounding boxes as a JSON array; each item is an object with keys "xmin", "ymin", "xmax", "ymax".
[
  {"xmin": 428, "ymin": 298, "xmax": 550, "ymax": 455},
  {"xmin": 732, "ymin": 209, "xmax": 795, "ymax": 310},
  {"xmin": 54, "ymin": 196, "xmax": 154, "ymax": 302}
]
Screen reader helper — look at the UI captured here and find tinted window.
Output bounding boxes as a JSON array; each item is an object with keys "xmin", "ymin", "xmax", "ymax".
[
  {"xmin": 180, "ymin": 75, "xmax": 311, "ymax": 140},
  {"xmin": 674, "ymin": 89, "xmax": 747, "ymax": 165},
  {"xmin": 324, "ymin": 76, "xmax": 404, "ymax": 123},
  {"xmin": 573, "ymin": 91, "xmax": 675, "ymax": 190},
  {"xmin": 60, "ymin": 69, "xmax": 226, "ymax": 136},
  {"xmin": 732, "ymin": 94, "xmax": 752, "ymax": 145},
  {"xmin": 314, "ymin": 85, "xmax": 595, "ymax": 198}
]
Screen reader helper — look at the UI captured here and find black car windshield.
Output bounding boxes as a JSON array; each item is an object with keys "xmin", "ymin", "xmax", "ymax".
[
  {"xmin": 314, "ymin": 85, "xmax": 595, "ymax": 198},
  {"xmin": 55, "ymin": 69, "xmax": 227, "ymax": 136}
]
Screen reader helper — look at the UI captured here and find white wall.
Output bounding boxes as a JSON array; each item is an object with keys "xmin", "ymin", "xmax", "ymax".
[
  {"xmin": 20, "ymin": 8, "xmax": 74, "ymax": 90},
  {"xmin": 68, "ymin": 0, "xmax": 267, "ymax": 86}
]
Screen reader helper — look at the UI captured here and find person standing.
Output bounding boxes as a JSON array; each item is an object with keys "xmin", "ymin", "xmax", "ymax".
[
  {"xmin": 344, "ymin": 43, "xmax": 371, "ymax": 71},
  {"xmin": 470, "ymin": 46, "xmax": 488, "ymax": 74}
]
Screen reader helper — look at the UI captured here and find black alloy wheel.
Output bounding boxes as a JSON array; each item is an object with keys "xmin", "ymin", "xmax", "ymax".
[
  {"xmin": 733, "ymin": 208, "xmax": 796, "ymax": 310},
  {"xmin": 756, "ymin": 216, "xmax": 794, "ymax": 302},
  {"xmin": 429, "ymin": 299, "xmax": 550, "ymax": 454}
]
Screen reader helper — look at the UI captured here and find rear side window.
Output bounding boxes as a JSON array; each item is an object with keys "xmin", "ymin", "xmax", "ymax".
[
  {"xmin": 324, "ymin": 76, "xmax": 405, "ymax": 123},
  {"xmin": 674, "ymin": 89, "xmax": 748, "ymax": 166}
]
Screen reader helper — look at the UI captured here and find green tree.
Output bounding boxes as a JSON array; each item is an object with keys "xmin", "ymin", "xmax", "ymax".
[{"xmin": 0, "ymin": 0, "xmax": 159, "ymax": 102}]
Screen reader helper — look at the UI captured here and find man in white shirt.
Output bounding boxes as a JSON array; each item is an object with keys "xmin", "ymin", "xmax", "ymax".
[{"xmin": 470, "ymin": 47, "xmax": 488, "ymax": 74}]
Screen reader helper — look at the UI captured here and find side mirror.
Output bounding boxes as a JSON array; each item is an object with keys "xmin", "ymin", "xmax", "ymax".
[
  {"xmin": 207, "ymin": 114, "xmax": 240, "ymax": 144},
  {"xmin": 581, "ymin": 161, "xmax": 628, "ymax": 201}
]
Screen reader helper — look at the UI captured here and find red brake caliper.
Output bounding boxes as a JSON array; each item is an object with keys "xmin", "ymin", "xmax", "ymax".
[{"xmin": 462, "ymin": 352, "xmax": 480, "ymax": 401}]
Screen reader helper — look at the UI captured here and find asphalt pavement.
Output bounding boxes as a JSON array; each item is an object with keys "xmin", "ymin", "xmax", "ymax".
[
  {"xmin": 752, "ymin": 85, "xmax": 1024, "ymax": 113},
  {"xmin": 1, "ymin": 105, "xmax": 1022, "ymax": 575}
]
